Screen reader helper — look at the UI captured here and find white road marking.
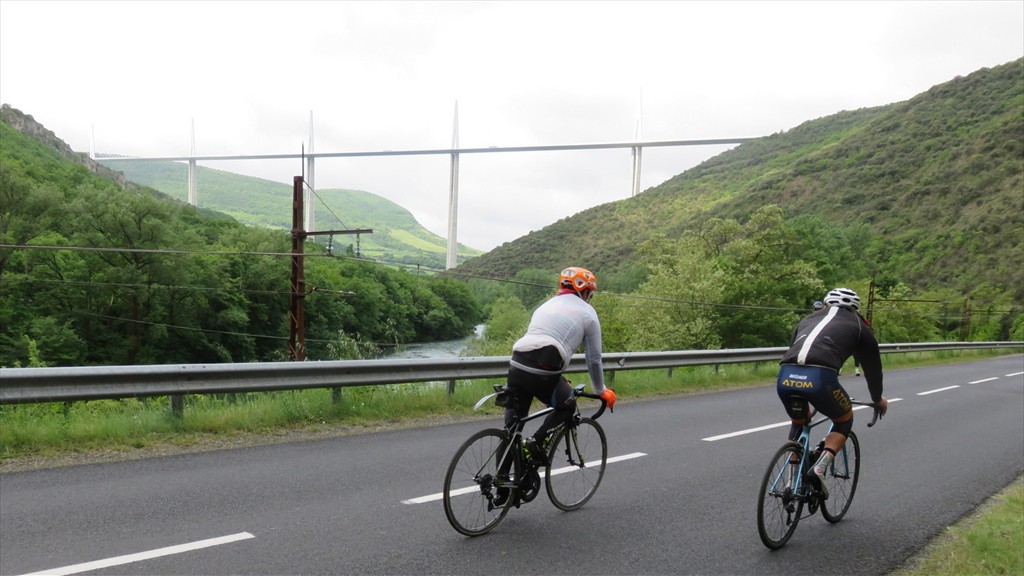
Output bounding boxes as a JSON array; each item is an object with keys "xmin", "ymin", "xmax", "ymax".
[
  {"xmin": 18, "ymin": 532, "xmax": 255, "ymax": 576},
  {"xmin": 1007, "ymin": 372, "xmax": 1023, "ymax": 377},
  {"xmin": 918, "ymin": 385, "xmax": 960, "ymax": 395},
  {"xmin": 404, "ymin": 452, "xmax": 647, "ymax": 505},
  {"xmin": 702, "ymin": 421, "xmax": 789, "ymax": 441},
  {"xmin": 969, "ymin": 377, "xmax": 999, "ymax": 384},
  {"xmin": 702, "ymin": 399, "xmax": 903, "ymax": 442}
]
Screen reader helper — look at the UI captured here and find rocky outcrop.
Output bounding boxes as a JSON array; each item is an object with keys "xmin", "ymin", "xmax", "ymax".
[{"xmin": 1, "ymin": 103, "xmax": 134, "ymax": 189}]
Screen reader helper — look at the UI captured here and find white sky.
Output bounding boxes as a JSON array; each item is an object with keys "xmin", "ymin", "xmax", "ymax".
[{"xmin": 2, "ymin": 1, "xmax": 1022, "ymax": 251}]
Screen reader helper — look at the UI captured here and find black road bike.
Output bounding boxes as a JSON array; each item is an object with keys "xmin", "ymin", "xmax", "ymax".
[{"xmin": 443, "ymin": 383, "xmax": 609, "ymax": 536}]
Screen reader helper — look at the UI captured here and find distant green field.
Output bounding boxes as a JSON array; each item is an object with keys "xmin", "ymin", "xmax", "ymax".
[
  {"xmin": 389, "ymin": 229, "xmax": 446, "ymax": 252},
  {"xmin": 98, "ymin": 160, "xmax": 483, "ymax": 267}
]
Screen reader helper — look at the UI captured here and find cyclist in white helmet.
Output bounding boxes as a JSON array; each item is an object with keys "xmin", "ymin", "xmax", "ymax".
[{"xmin": 776, "ymin": 288, "xmax": 888, "ymax": 497}]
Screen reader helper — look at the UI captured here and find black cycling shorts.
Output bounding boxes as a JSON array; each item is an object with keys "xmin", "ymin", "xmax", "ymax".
[
  {"xmin": 504, "ymin": 346, "xmax": 574, "ymax": 432},
  {"xmin": 776, "ymin": 364, "xmax": 852, "ymax": 420}
]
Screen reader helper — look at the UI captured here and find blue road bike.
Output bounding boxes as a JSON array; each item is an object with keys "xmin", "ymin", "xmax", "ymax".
[{"xmin": 757, "ymin": 398, "xmax": 883, "ymax": 549}]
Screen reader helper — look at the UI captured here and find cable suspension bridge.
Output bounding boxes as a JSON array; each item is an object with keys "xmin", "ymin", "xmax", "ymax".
[{"xmin": 92, "ymin": 108, "xmax": 757, "ymax": 269}]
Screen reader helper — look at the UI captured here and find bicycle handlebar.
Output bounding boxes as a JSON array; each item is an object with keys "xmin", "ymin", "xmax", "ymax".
[
  {"xmin": 574, "ymin": 389, "xmax": 610, "ymax": 420},
  {"xmin": 474, "ymin": 383, "xmax": 611, "ymax": 420},
  {"xmin": 851, "ymin": 400, "xmax": 883, "ymax": 428}
]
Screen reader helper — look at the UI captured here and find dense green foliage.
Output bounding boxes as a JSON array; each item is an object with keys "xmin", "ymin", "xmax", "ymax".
[
  {"xmin": 468, "ymin": 204, "xmax": 1007, "ymax": 354},
  {"xmin": 457, "ymin": 59, "xmax": 1023, "ymax": 346},
  {"xmin": 0, "ymin": 113, "xmax": 483, "ymax": 367},
  {"xmin": 97, "ymin": 159, "xmax": 483, "ymax": 269}
]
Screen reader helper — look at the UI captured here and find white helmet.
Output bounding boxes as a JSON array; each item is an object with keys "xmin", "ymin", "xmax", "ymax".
[{"xmin": 824, "ymin": 288, "xmax": 861, "ymax": 311}]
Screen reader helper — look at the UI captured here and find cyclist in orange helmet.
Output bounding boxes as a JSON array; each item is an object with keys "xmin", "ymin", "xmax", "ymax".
[{"xmin": 503, "ymin": 267, "xmax": 616, "ymax": 465}]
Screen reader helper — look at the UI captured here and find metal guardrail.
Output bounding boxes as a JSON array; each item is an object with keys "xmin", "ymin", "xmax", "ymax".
[{"xmin": 0, "ymin": 342, "xmax": 1020, "ymax": 405}]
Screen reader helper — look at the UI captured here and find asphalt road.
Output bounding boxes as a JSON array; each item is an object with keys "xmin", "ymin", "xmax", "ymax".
[{"xmin": 1, "ymin": 355, "xmax": 1021, "ymax": 576}]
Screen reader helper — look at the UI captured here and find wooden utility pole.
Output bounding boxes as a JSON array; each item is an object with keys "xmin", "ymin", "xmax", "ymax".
[
  {"xmin": 288, "ymin": 176, "xmax": 373, "ymax": 361},
  {"xmin": 289, "ymin": 176, "xmax": 306, "ymax": 360},
  {"xmin": 866, "ymin": 275, "xmax": 876, "ymax": 324},
  {"xmin": 960, "ymin": 297, "xmax": 972, "ymax": 341}
]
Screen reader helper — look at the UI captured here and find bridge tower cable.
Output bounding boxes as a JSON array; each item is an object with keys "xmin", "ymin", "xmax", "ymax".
[
  {"xmin": 446, "ymin": 101, "xmax": 460, "ymax": 270},
  {"xmin": 305, "ymin": 111, "xmax": 316, "ymax": 232},
  {"xmin": 188, "ymin": 118, "xmax": 197, "ymax": 206},
  {"xmin": 631, "ymin": 90, "xmax": 644, "ymax": 197}
]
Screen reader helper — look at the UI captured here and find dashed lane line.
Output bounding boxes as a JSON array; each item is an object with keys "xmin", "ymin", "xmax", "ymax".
[
  {"xmin": 918, "ymin": 385, "xmax": 961, "ymax": 395},
  {"xmin": 701, "ymin": 399, "xmax": 905, "ymax": 442},
  {"xmin": 18, "ymin": 532, "xmax": 255, "ymax": 576}
]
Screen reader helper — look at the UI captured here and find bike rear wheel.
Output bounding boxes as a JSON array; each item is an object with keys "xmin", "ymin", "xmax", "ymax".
[
  {"xmin": 443, "ymin": 428, "xmax": 515, "ymax": 536},
  {"xmin": 545, "ymin": 417, "xmax": 607, "ymax": 511},
  {"xmin": 757, "ymin": 443, "xmax": 805, "ymax": 549},
  {"xmin": 821, "ymin": 430, "xmax": 861, "ymax": 523}
]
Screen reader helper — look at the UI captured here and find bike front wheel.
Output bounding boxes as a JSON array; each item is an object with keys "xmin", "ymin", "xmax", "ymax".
[
  {"xmin": 757, "ymin": 443, "xmax": 804, "ymax": 549},
  {"xmin": 545, "ymin": 417, "xmax": 607, "ymax": 511},
  {"xmin": 820, "ymin": 430, "xmax": 861, "ymax": 523},
  {"xmin": 443, "ymin": 428, "xmax": 515, "ymax": 536}
]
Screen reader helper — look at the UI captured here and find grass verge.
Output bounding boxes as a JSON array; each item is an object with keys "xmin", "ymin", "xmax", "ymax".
[{"xmin": 893, "ymin": 477, "xmax": 1023, "ymax": 576}]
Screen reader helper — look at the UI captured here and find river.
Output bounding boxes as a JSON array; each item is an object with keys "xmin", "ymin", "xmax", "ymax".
[{"xmin": 387, "ymin": 325, "xmax": 486, "ymax": 360}]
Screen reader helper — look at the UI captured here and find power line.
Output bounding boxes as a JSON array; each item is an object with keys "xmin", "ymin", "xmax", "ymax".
[
  {"xmin": 79, "ymin": 311, "xmax": 295, "ymax": 341},
  {"xmin": 305, "ymin": 180, "xmax": 351, "ymax": 231},
  {"xmin": 0, "ymin": 242, "xmax": 453, "ymax": 274},
  {"xmin": 1, "ymin": 276, "xmax": 292, "ymax": 296},
  {"xmin": 3, "ymin": 245, "xmax": 1015, "ymax": 317},
  {"xmin": 0, "ymin": 244, "xmax": 334, "ymax": 258}
]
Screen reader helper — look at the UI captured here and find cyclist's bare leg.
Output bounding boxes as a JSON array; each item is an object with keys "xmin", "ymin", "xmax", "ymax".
[
  {"xmin": 787, "ymin": 419, "xmax": 804, "ymax": 442},
  {"xmin": 823, "ymin": 410, "xmax": 853, "ymax": 454},
  {"xmin": 786, "ymin": 402, "xmax": 818, "ymax": 441},
  {"xmin": 812, "ymin": 410, "xmax": 853, "ymax": 498},
  {"xmin": 784, "ymin": 396, "xmax": 815, "ymax": 443}
]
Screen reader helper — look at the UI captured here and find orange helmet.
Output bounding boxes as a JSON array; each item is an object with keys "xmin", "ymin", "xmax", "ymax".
[{"xmin": 559, "ymin": 267, "xmax": 597, "ymax": 294}]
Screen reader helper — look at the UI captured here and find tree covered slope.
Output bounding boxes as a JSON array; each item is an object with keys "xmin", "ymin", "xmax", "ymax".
[{"xmin": 457, "ymin": 59, "xmax": 1023, "ymax": 303}]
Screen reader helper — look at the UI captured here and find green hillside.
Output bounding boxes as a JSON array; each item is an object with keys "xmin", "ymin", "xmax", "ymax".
[
  {"xmin": 0, "ymin": 105, "xmax": 483, "ymax": 367},
  {"xmin": 97, "ymin": 159, "xmax": 482, "ymax": 269},
  {"xmin": 458, "ymin": 59, "xmax": 1023, "ymax": 306}
]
